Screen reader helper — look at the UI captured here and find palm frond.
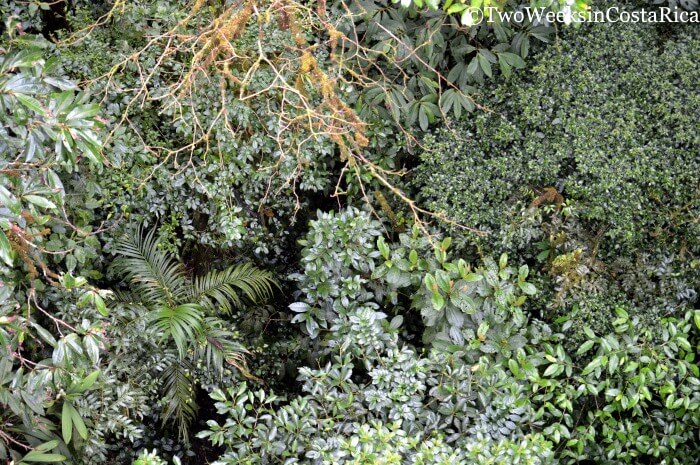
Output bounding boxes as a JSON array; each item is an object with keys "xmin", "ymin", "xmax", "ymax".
[
  {"xmin": 150, "ymin": 304, "xmax": 204, "ymax": 359},
  {"xmin": 190, "ymin": 263, "xmax": 278, "ymax": 314},
  {"xmin": 160, "ymin": 358, "xmax": 197, "ymax": 442},
  {"xmin": 112, "ymin": 226, "xmax": 187, "ymax": 306},
  {"xmin": 109, "ymin": 288, "xmax": 142, "ymax": 304},
  {"xmin": 193, "ymin": 317, "xmax": 249, "ymax": 377}
]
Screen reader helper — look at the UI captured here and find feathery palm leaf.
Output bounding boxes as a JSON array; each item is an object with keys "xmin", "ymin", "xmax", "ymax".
[
  {"xmin": 195, "ymin": 317, "xmax": 249, "ymax": 375},
  {"xmin": 160, "ymin": 358, "xmax": 197, "ymax": 441},
  {"xmin": 112, "ymin": 225, "xmax": 276, "ymax": 441},
  {"xmin": 112, "ymin": 227, "xmax": 187, "ymax": 306},
  {"xmin": 150, "ymin": 304, "xmax": 203, "ymax": 359},
  {"xmin": 190, "ymin": 263, "xmax": 278, "ymax": 314}
]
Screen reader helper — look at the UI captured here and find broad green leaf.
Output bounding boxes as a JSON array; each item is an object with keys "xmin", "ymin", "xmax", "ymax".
[
  {"xmin": 20, "ymin": 452, "xmax": 67, "ymax": 463},
  {"xmin": 477, "ymin": 321, "xmax": 489, "ymax": 339},
  {"xmin": 24, "ymin": 195, "xmax": 57, "ymax": 209},
  {"xmin": 463, "ymin": 273, "xmax": 482, "ymax": 283},
  {"xmin": 543, "ymin": 364, "xmax": 560, "ymax": 377},
  {"xmin": 30, "ymin": 322, "xmax": 57, "ymax": 347},
  {"xmin": 76, "ymin": 369, "xmax": 100, "ymax": 393},
  {"xmin": 34, "ymin": 441, "xmax": 59, "ymax": 453},
  {"xmin": 72, "ymin": 406, "xmax": 88, "ymax": 440},
  {"xmin": 61, "ymin": 402, "xmax": 73, "ymax": 444},
  {"xmin": 65, "ymin": 104, "xmax": 100, "ymax": 121},
  {"xmin": 518, "ymin": 282, "xmax": 537, "ymax": 295},
  {"xmin": 15, "ymin": 93, "xmax": 45, "ymax": 114},
  {"xmin": 94, "ymin": 293, "xmax": 108, "ymax": 316},
  {"xmin": 477, "ymin": 54, "xmax": 492, "ymax": 78},
  {"xmin": 431, "ymin": 292, "xmax": 445, "ymax": 311},
  {"xmin": 576, "ymin": 340, "xmax": 595, "ymax": 355},
  {"xmin": 508, "ymin": 359, "xmax": 520, "ymax": 376},
  {"xmin": 0, "ymin": 185, "xmax": 21, "ymax": 213}
]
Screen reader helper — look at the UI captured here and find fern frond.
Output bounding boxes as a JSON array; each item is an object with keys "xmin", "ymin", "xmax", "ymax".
[
  {"xmin": 190, "ymin": 263, "xmax": 277, "ymax": 314},
  {"xmin": 160, "ymin": 358, "xmax": 197, "ymax": 442},
  {"xmin": 150, "ymin": 304, "xmax": 203, "ymax": 359},
  {"xmin": 112, "ymin": 226, "xmax": 187, "ymax": 306}
]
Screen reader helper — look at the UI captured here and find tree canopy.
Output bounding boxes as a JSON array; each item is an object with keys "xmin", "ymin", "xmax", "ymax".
[{"xmin": 1, "ymin": 1, "xmax": 698, "ymax": 464}]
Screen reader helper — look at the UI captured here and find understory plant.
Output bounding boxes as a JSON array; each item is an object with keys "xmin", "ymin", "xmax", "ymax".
[
  {"xmin": 202, "ymin": 208, "xmax": 700, "ymax": 464},
  {"xmin": 111, "ymin": 227, "xmax": 277, "ymax": 440}
]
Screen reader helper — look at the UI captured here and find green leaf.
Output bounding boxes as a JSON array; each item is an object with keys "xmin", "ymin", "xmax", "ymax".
[
  {"xmin": 289, "ymin": 302, "xmax": 309, "ymax": 313},
  {"xmin": 466, "ymin": 57, "xmax": 479, "ymax": 75},
  {"xmin": 498, "ymin": 55, "xmax": 513, "ymax": 78},
  {"xmin": 0, "ymin": 185, "xmax": 21, "ymax": 214},
  {"xmin": 65, "ymin": 255, "xmax": 77, "ymax": 273},
  {"xmin": 477, "ymin": 54, "xmax": 492, "ymax": 78},
  {"xmin": 435, "ymin": 270, "xmax": 451, "ymax": 293},
  {"xmin": 0, "ymin": 229, "xmax": 13, "ymax": 266},
  {"xmin": 153, "ymin": 304, "xmax": 203, "ymax": 358},
  {"xmin": 61, "ymin": 402, "xmax": 73, "ymax": 444},
  {"xmin": 518, "ymin": 265, "xmax": 529, "ymax": 281},
  {"xmin": 20, "ymin": 452, "xmax": 67, "ymax": 463},
  {"xmin": 31, "ymin": 322, "xmax": 57, "ymax": 347},
  {"xmin": 518, "ymin": 282, "xmax": 537, "ymax": 295},
  {"xmin": 24, "ymin": 195, "xmax": 57, "ymax": 209},
  {"xmin": 84, "ymin": 334, "xmax": 100, "ymax": 365},
  {"xmin": 15, "ymin": 93, "xmax": 45, "ymax": 114},
  {"xmin": 431, "ymin": 292, "xmax": 445, "ymax": 311},
  {"xmin": 499, "ymin": 52, "xmax": 526, "ymax": 69},
  {"xmin": 463, "ymin": 273, "xmax": 482, "ymax": 283},
  {"xmin": 576, "ymin": 340, "xmax": 595, "ymax": 355},
  {"xmin": 582, "ymin": 357, "xmax": 602, "ymax": 376},
  {"xmin": 543, "ymin": 364, "xmax": 560, "ymax": 377},
  {"xmin": 34, "ymin": 441, "xmax": 59, "ymax": 453},
  {"xmin": 377, "ymin": 237, "xmax": 390, "ymax": 258},
  {"xmin": 76, "ymin": 369, "xmax": 100, "ymax": 393},
  {"xmin": 477, "ymin": 322, "xmax": 489, "ymax": 339},
  {"xmin": 508, "ymin": 359, "xmax": 520, "ymax": 376},
  {"xmin": 94, "ymin": 293, "xmax": 108, "ymax": 316},
  {"xmin": 445, "ymin": 305, "xmax": 464, "ymax": 327},
  {"xmin": 418, "ymin": 106, "xmax": 430, "ymax": 131},
  {"xmin": 425, "ymin": 273, "xmax": 438, "ymax": 292},
  {"xmin": 65, "ymin": 104, "xmax": 100, "ymax": 121},
  {"xmin": 499, "ymin": 253, "xmax": 508, "ymax": 270},
  {"xmin": 72, "ymin": 406, "xmax": 88, "ymax": 440}
]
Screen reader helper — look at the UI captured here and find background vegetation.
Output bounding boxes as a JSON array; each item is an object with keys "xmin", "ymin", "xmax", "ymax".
[{"xmin": 1, "ymin": 0, "xmax": 698, "ymax": 464}]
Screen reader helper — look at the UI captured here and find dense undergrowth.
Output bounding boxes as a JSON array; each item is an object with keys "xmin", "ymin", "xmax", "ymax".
[{"xmin": 1, "ymin": 1, "xmax": 698, "ymax": 464}]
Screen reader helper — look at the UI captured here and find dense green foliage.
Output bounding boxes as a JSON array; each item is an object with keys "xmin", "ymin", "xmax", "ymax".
[
  {"xmin": 1, "ymin": 1, "xmax": 699, "ymax": 464},
  {"xmin": 415, "ymin": 17, "xmax": 699, "ymax": 345},
  {"xmin": 415, "ymin": 20, "xmax": 699, "ymax": 254}
]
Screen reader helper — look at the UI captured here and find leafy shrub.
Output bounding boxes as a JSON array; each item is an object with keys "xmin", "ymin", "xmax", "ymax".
[
  {"xmin": 0, "ymin": 31, "xmax": 104, "ymax": 280},
  {"xmin": 527, "ymin": 308, "xmax": 700, "ymax": 463},
  {"xmin": 48, "ymin": 2, "xmax": 338, "ymax": 259},
  {"xmin": 289, "ymin": 208, "xmax": 384, "ymax": 337},
  {"xmin": 109, "ymin": 226, "xmax": 276, "ymax": 439},
  {"xmin": 0, "ymin": 30, "xmax": 115, "ymax": 464},
  {"xmin": 199, "ymin": 210, "xmax": 552, "ymax": 463},
  {"xmin": 204, "ymin": 224, "xmax": 700, "ymax": 463},
  {"xmin": 415, "ymin": 18, "xmax": 699, "ymax": 258}
]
